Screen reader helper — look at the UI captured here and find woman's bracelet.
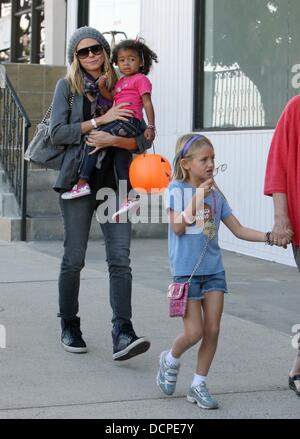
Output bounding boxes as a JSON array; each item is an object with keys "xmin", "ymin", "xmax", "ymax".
[
  {"xmin": 265, "ymin": 231, "xmax": 273, "ymax": 246},
  {"xmin": 147, "ymin": 124, "xmax": 156, "ymax": 130},
  {"xmin": 90, "ymin": 118, "xmax": 97, "ymax": 129},
  {"xmin": 181, "ymin": 211, "xmax": 195, "ymax": 225}
]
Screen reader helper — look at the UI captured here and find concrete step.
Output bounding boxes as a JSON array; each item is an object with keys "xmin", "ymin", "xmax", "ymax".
[
  {"xmin": 27, "ymin": 169, "xmax": 61, "ymax": 216},
  {"xmin": 0, "ymin": 169, "xmax": 11, "ymax": 192},
  {"xmin": 0, "ymin": 167, "xmax": 21, "ymax": 217},
  {"xmin": 0, "ymin": 217, "xmax": 22, "ymax": 241},
  {"xmin": 0, "ymin": 193, "xmax": 20, "ymax": 217},
  {"xmin": 0, "ymin": 167, "xmax": 61, "ymax": 217}
]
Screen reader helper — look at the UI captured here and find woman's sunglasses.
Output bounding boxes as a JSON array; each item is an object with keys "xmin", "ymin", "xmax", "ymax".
[{"xmin": 76, "ymin": 44, "xmax": 103, "ymax": 60}]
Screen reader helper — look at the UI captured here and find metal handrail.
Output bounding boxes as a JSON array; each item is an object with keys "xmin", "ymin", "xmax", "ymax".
[
  {"xmin": 5, "ymin": 75, "xmax": 31, "ymax": 127},
  {"xmin": 0, "ymin": 70, "xmax": 31, "ymax": 241}
]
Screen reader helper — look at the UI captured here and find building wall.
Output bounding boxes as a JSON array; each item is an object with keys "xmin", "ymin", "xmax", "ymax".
[
  {"xmin": 140, "ymin": 0, "xmax": 295, "ymax": 267},
  {"xmin": 5, "ymin": 64, "xmax": 67, "ymax": 142}
]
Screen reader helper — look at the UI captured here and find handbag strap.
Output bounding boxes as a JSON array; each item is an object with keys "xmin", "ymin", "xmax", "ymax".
[
  {"xmin": 41, "ymin": 94, "xmax": 74, "ymax": 123},
  {"xmin": 187, "ymin": 190, "xmax": 221, "ymax": 284}
]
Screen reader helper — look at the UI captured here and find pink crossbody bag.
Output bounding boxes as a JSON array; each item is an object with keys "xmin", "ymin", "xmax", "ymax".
[
  {"xmin": 167, "ymin": 238, "xmax": 209, "ymax": 318},
  {"xmin": 168, "ymin": 191, "xmax": 219, "ymax": 318}
]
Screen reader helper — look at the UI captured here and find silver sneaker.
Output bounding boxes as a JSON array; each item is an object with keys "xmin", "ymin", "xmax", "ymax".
[
  {"xmin": 156, "ymin": 351, "xmax": 180, "ymax": 395},
  {"xmin": 187, "ymin": 383, "xmax": 219, "ymax": 409}
]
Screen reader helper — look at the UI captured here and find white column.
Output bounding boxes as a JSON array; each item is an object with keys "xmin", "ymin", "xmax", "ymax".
[
  {"xmin": 66, "ymin": 0, "xmax": 78, "ymax": 61},
  {"xmin": 44, "ymin": 0, "xmax": 67, "ymax": 65}
]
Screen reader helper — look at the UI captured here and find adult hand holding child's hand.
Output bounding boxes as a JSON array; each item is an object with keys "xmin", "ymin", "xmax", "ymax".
[{"xmin": 272, "ymin": 215, "xmax": 294, "ymax": 248}]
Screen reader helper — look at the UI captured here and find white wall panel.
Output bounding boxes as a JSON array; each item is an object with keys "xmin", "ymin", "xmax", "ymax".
[
  {"xmin": 66, "ymin": 0, "xmax": 78, "ymax": 51},
  {"xmin": 140, "ymin": 0, "xmax": 194, "ymax": 141},
  {"xmin": 45, "ymin": 0, "xmax": 66, "ymax": 65},
  {"xmin": 207, "ymin": 130, "xmax": 295, "ymax": 267}
]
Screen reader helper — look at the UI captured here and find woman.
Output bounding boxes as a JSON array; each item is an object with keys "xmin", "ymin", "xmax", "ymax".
[
  {"xmin": 49, "ymin": 26, "xmax": 151, "ymax": 361},
  {"xmin": 264, "ymin": 95, "xmax": 300, "ymax": 396}
]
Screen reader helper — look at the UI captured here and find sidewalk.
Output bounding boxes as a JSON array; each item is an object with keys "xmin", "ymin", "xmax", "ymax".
[{"xmin": 0, "ymin": 239, "xmax": 299, "ymax": 419}]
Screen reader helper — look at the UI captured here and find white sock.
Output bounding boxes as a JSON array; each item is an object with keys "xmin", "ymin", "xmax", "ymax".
[
  {"xmin": 192, "ymin": 374, "xmax": 207, "ymax": 387},
  {"xmin": 166, "ymin": 351, "xmax": 180, "ymax": 367}
]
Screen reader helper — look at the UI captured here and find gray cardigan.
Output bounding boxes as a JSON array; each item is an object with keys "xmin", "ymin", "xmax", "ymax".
[{"xmin": 49, "ymin": 78, "xmax": 151, "ymax": 191}]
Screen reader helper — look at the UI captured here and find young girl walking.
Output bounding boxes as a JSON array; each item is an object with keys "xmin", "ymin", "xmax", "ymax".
[
  {"xmin": 157, "ymin": 134, "xmax": 276, "ymax": 410},
  {"xmin": 62, "ymin": 38, "xmax": 158, "ymax": 219}
]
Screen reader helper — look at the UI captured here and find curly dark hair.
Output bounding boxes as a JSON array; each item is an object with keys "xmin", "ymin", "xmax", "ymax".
[{"xmin": 112, "ymin": 39, "xmax": 158, "ymax": 76}]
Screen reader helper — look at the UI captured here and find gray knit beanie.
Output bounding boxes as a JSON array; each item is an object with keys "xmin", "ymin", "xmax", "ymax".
[{"xmin": 67, "ymin": 26, "xmax": 111, "ymax": 65}]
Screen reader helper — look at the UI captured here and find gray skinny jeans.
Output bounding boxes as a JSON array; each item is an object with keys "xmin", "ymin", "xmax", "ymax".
[{"xmin": 58, "ymin": 193, "xmax": 132, "ymax": 326}]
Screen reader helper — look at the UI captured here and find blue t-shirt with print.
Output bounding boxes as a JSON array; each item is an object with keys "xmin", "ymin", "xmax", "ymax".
[{"xmin": 165, "ymin": 180, "xmax": 232, "ymax": 277}]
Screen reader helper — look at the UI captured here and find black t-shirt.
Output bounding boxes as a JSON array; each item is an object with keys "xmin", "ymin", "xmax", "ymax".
[{"xmin": 83, "ymin": 96, "xmax": 117, "ymax": 192}]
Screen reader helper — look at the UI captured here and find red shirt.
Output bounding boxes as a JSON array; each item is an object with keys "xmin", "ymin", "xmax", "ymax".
[{"xmin": 264, "ymin": 96, "xmax": 300, "ymax": 246}]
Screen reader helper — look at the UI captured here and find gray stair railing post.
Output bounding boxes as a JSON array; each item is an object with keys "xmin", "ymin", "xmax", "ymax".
[{"xmin": 0, "ymin": 68, "xmax": 31, "ymax": 241}]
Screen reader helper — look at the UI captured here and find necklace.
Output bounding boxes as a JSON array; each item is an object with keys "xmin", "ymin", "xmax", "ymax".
[{"xmin": 203, "ymin": 191, "xmax": 217, "ymax": 240}]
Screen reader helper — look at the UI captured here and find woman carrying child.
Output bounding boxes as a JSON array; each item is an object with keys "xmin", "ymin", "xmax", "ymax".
[{"xmin": 62, "ymin": 38, "xmax": 158, "ymax": 220}]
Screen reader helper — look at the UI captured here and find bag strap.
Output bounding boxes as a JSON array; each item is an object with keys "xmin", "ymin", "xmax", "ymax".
[
  {"xmin": 41, "ymin": 94, "xmax": 74, "ymax": 123},
  {"xmin": 187, "ymin": 190, "xmax": 221, "ymax": 284}
]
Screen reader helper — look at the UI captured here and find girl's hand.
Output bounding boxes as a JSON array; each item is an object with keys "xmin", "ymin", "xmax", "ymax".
[
  {"xmin": 144, "ymin": 127, "xmax": 155, "ymax": 142},
  {"xmin": 97, "ymin": 102, "xmax": 134, "ymax": 125},
  {"xmin": 98, "ymin": 74, "xmax": 108, "ymax": 89},
  {"xmin": 86, "ymin": 131, "xmax": 115, "ymax": 154},
  {"xmin": 199, "ymin": 178, "xmax": 214, "ymax": 197}
]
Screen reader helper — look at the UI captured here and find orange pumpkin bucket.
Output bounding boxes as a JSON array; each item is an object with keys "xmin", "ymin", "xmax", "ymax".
[{"xmin": 129, "ymin": 154, "xmax": 172, "ymax": 193}]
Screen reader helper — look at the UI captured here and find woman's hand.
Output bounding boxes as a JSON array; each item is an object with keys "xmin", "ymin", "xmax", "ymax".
[
  {"xmin": 96, "ymin": 102, "xmax": 134, "ymax": 125},
  {"xmin": 86, "ymin": 131, "xmax": 115, "ymax": 154},
  {"xmin": 271, "ymin": 214, "xmax": 294, "ymax": 248}
]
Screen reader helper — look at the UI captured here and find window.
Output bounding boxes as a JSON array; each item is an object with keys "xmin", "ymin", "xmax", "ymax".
[
  {"xmin": 6, "ymin": 0, "xmax": 45, "ymax": 64},
  {"xmin": 0, "ymin": 1, "xmax": 11, "ymax": 61},
  {"xmin": 194, "ymin": 0, "xmax": 300, "ymax": 130}
]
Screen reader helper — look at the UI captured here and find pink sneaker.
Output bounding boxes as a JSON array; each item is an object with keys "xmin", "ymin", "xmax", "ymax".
[
  {"xmin": 112, "ymin": 199, "xmax": 140, "ymax": 221},
  {"xmin": 61, "ymin": 183, "xmax": 91, "ymax": 200}
]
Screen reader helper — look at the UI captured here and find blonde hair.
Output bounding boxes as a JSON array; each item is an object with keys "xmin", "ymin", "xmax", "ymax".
[
  {"xmin": 66, "ymin": 49, "xmax": 118, "ymax": 95},
  {"xmin": 173, "ymin": 134, "xmax": 214, "ymax": 181}
]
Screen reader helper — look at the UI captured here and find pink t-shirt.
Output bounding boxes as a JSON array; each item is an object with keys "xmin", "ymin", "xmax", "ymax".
[{"xmin": 113, "ymin": 73, "xmax": 152, "ymax": 120}]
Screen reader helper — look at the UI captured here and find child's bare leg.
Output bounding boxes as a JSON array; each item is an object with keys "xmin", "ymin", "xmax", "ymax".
[
  {"xmin": 157, "ymin": 300, "xmax": 203, "ymax": 396},
  {"xmin": 171, "ymin": 300, "xmax": 203, "ymax": 359},
  {"xmin": 196, "ymin": 292, "xmax": 224, "ymax": 376}
]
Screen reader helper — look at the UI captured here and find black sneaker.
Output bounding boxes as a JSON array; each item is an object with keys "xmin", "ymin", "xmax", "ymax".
[
  {"xmin": 112, "ymin": 322, "xmax": 150, "ymax": 361},
  {"xmin": 61, "ymin": 316, "xmax": 88, "ymax": 353}
]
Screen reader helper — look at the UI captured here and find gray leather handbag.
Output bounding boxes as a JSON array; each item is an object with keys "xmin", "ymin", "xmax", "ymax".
[{"xmin": 24, "ymin": 95, "xmax": 74, "ymax": 170}]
